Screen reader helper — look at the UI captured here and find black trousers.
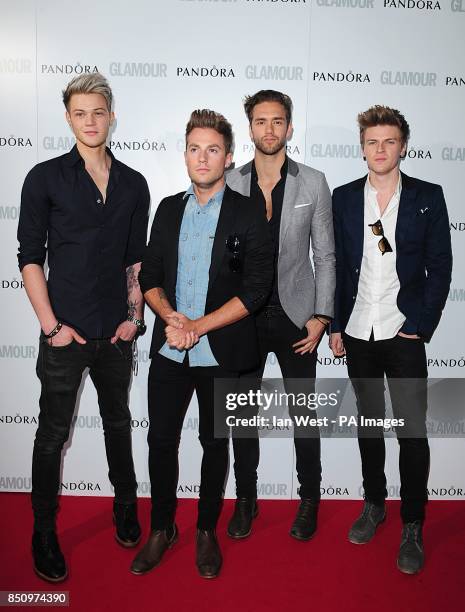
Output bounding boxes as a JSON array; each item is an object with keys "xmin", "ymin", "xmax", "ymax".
[
  {"xmin": 232, "ymin": 306, "xmax": 321, "ymax": 500},
  {"xmin": 147, "ymin": 353, "xmax": 237, "ymax": 531},
  {"xmin": 33, "ymin": 337, "xmax": 137, "ymax": 532},
  {"xmin": 343, "ymin": 332, "xmax": 429, "ymax": 523}
]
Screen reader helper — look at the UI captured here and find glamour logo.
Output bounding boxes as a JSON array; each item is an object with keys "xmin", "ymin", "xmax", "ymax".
[
  {"xmin": 109, "ymin": 140, "xmax": 167, "ymax": 152},
  {"xmin": 313, "ymin": 71, "xmax": 371, "ymax": 83},
  {"xmin": 0, "ymin": 476, "xmax": 32, "ymax": 490},
  {"xmin": 0, "ymin": 415, "xmax": 37, "ymax": 425},
  {"xmin": 43, "ymin": 136, "xmax": 75, "ymax": 151},
  {"xmin": 176, "ymin": 66, "xmax": 235, "ymax": 78},
  {"xmin": 448, "ymin": 288, "xmax": 465, "ymax": 302},
  {"xmin": 71, "ymin": 415, "xmax": 102, "ymax": 429},
  {"xmin": 446, "ymin": 76, "xmax": 465, "ymax": 86},
  {"xmin": 450, "ymin": 221, "xmax": 465, "ymax": 231},
  {"xmin": 245, "ymin": 65, "xmax": 303, "ymax": 80},
  {"xmin": 442, "ymin": 147, "xmax": 465, "ymax": 161},
  {"xmin": 316, "ymin": 0, "xmax": 374, "ymax": 6},
  {"xmin": 1, "ymin": 278, "xmax": 24, "ymax": 289},
  {"xmin": 360, "ymin": 484, "xmax": 400, "ymax": 497},
  {"xmin": 0, "ymin": 345, "xmax": 36, "ymax": 359},
  {"xmin": 109, "ymin": 62, "xmax": 167, "ymax": 78},
  {"xmin": 380, "ymin": 71, "xmax": 437, "ymax": 86},
  {"xmin": 0, "ymin": 136, "xmax": 32, "ymax": 148},
  {"xmin": 41, "ymin": 64, "xmax": 99, "ymax": 75},
  {"xmin": 310, "ymin": 144, "xmax": 362, "ymax": 158},
  {"xmin": 451, "ymin": 0, "xmax": 465, "ymax": 10},
  {"xmin": 383, "ymin": 0, "xmax": 441, "ymax": 8},
  {"xmin": 60, "ymin": 482, "xmax": 102, "ymax": 492},
  {"xmin": 0, "ymin": 58, "xmax": 32, "ymax": 74},
  {"xmin": 0, "ymin": 207, "xmax": 20, "ymax": 221},
  {"xmin": 258, "ymin": 483, "xmax": 287, "ymax": 496}
]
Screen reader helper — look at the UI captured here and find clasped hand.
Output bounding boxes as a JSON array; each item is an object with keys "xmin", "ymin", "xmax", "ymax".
[{"xmin": 165, "ymin": 312, "xmax": 199, "ymax": 350}]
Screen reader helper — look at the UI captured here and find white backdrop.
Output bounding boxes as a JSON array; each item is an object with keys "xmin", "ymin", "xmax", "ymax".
[{"xmin": 1, "ymin": 0, "xmax": 464, "ymax": 502}]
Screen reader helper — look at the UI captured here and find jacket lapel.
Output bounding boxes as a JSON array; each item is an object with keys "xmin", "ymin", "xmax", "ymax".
[
  {"xmin": 167, "ymin": 194, "xmax": 188, "ymax": 290},
  {"xmin": 347, "ymin": 177, "xmax": 366, "ymax": 267},
  {"xmin": 395, "ymin": 172, "xmax": 418, "ymax": 246},
  {"xmin": 279, "ymin": 158, "xmax": 301, "ymax": 251},
  {"xmin": 208, "ymin": 185, "xmax": 235, "ymax": 291}
]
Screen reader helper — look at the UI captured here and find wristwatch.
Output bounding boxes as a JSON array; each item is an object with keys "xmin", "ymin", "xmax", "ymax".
[{"xmin": 127, "ymin": 315, "xmax": 146, "ymax": 335}]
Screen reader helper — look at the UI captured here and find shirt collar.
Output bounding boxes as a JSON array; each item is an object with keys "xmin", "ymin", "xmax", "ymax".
[
  {"xmin": 365, "ymin": 173, "xmax": 402, "ymax": 199},
  {"xmin": 251, "ymin": 155, "xmax": 288, "ymax": 182},
  {"xmin": 63, "ymin": 143, "xmax": 117, "ymax": 168},
  {"xmin": 183, "ymin": 183, "xmax": 226, "ymax": 208}
]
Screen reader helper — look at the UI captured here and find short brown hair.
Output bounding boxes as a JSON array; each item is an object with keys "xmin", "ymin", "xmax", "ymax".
[
  {"xmin": 358, "ymin": 105, "xmax": 410, "ymax": 147},
  {"xmin": 244, "ymin": 90, "xmax": 293, "ymax": 124},
  {"xmin": 62, "ymin": 72, "xmax": 113, "ymax": 111},
  {"xmin": 185, "ymin": 109, "xmax": 233, "ymax": 154}
]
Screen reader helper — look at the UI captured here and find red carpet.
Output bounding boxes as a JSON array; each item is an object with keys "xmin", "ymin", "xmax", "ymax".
[{"xmin": 0, "ymin": 494, "xmax": 464, "ymax": 612}]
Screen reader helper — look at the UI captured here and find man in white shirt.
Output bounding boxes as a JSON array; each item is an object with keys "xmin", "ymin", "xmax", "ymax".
[{"xmin": 330, "ymin": 105, "xmax": 452, "ymax": 574}]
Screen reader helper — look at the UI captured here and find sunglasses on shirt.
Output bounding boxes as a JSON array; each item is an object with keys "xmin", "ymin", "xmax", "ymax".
[
  {"xmin": 368, "ymin": 219, "xmax": 393, "ymax": 255},
  {"xmin": 226, "ymin": 235, "xmax": 242, "ymax": 272}
]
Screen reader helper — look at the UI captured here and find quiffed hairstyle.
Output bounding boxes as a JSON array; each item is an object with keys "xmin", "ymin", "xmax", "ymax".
[
  {"xmin": 357, "ymin": 105, "xmax": 410, "ymax": 148},
  {"xmin": 62, "ymin": 72, "xmax": 113, "ymax": 112},
  {"xmin": 243, "ymin": 90, "xmax": 293, "ymax": 124},
  {"xmin": 185, "ymin": 109, "xmax": 234, "ymax": 154}
]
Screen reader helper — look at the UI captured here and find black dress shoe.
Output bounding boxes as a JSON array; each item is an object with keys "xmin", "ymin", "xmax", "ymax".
[
  {"xmin": 227, "ymin": 498, "xmax": 258, "ymax": 539},
  {"xmin": 113, "ymin": 501, "xmax": 141, "ymax": 548},
  {"xmin": 32, "ymin": 531, "xmax": 67, "ymax": 583},
  {"xmin": 196, "ymin": 529, "xmax": 222, "ymax": 579},
  {"xmin": 290, "ymin": 499, "xmax": 319, "ymax": 541},
  {"xmin": 130, "ymin": 525, "xmax": 177, "ymax": 575}
]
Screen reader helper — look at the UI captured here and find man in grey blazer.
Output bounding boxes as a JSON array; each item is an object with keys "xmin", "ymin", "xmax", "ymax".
[{"xmin": 225, "ymin": 90, "xmax": 335, "ymax": 540}]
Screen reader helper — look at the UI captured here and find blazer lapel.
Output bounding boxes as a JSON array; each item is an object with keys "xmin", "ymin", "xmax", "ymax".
[
  {"xmin": 279, "ymin": 159, "xmax": 301, "ymax": 251},
  {"xmin": 208, "ymin": 186, "xmax": 235, "ymax": 291},
  {"xmin": 347, "ymin": 177, "xmax": 365, "ymax": 267},
  {"xmin": 167, "ymin": 194, "xmax": 188, "ymax": 289},
  {"xmin": 395, "ymin": 172, "xmax": 418, "ymax": 246}
]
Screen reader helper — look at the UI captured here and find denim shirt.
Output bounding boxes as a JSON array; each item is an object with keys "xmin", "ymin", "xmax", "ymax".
[{"xmin": 159, "ymin": 184, "xmax": 224, "ymax": 366}]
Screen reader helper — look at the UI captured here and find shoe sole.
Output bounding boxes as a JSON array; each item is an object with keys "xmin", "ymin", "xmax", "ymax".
[
  {"xmin": 115, "ymin": 533, "xmax": 142, "ymax": 548},
  {"xmin": 130, "ymin": 531, "xmax": 178, "ymax": 576},
  {"xmin": 348, "ymin": 514, "xmax": 386, "ymax": 545},
  {"xmin": 289, "ymin": 530, "xmax": 316, "ymax": 542},
  {"xmin": 397, "ymin": 560, "xmax": 423, "ymax": 575},
  {"xmin": 227, "ymin": 507, "xmax": 259, "ymax": 540},
  {"xmin": 33, "ymin": 565, "xmax": 68, "ymax": 583},
  {"xmin": 198, "ymin": 567, "xmax": 221, "ymax": 579}
]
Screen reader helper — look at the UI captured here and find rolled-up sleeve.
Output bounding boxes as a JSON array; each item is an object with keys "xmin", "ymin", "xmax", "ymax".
[
  {"xmin": 17, "ymin": 165, "xmax": 49, "ymax": 271},
  {"xmin": 237, "ymin": 201, "xmax": 274, "ymax": 314}
]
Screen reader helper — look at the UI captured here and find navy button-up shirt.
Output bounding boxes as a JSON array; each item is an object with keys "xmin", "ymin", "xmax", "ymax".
[{"xmin": 17, "ymin": 145, "xmax": 150, "ymax": 339}]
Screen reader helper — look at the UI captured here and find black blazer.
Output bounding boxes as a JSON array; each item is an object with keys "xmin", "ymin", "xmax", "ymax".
[
  {"xmin": 139, "ymin": 185, "xmax": 273, "ymax": 371},
  {"xmin": 332, "ymin": 172, "xmax": 452, "ymax": 342}
]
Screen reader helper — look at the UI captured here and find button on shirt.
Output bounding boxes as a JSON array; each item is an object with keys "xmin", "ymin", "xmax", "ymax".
[
  {"xmin": 17, "ymin": 145, "xmax": 150, "ymax": 339},
  {"xmin": 250, "ymin": 157, "xmax": 287, "ymax": 306},
  {"xmin": 159, "ymin": 185, "xmax": 223, "ymax": 366},
  {"xmin": 345, "ymin": 176, "xmax": 405, "ymax": 341}
]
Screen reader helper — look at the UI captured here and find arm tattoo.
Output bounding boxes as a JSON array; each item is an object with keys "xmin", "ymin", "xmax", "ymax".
[
  {"xmin": 126, "ymin": 265, "xmax": 140, "ymax": 294},
  {"xmin": 128, "ymin": 299, "xmax": 138, "ymax": 318}
]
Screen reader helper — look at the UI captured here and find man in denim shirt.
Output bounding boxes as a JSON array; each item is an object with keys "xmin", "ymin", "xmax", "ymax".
[{"xmin": 132, "ymin": 110, "xmax": 273, "ymax": 579}]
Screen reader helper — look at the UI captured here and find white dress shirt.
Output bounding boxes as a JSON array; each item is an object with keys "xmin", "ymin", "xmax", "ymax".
[{"xmin": 345, "ymin": 175, "xmax": 405, "ymax": 341}]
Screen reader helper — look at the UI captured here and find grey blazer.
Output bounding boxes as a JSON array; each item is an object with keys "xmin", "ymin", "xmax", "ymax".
[{"xmin": 226, "ymin": 157, "xmax": 335, "ymax": 329}]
